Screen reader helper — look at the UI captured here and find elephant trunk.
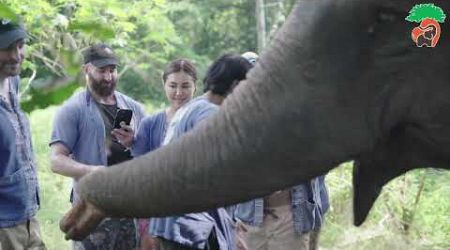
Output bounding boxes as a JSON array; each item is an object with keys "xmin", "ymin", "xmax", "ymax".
[
  {"xmin": 79, "ymin": 0, "xmax": 372, "ymax": 217},
  {"xmin": 78, "ymin": 0, "xmax": 386, "ymax": 218}
]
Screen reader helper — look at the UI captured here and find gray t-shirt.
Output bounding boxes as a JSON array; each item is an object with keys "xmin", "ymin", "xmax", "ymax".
[{"xmin": 95, "ymin": 102, "xmax": 132, "ymax": 166}]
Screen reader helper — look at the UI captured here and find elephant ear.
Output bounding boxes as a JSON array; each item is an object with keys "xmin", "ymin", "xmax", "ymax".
[
  {"xmin": 352, "ymin": 125, "xmax": 430, "ymax": 226},
  {"xmin": 353, "ymin": 156, "xmax": 409, "ymax": 226}
]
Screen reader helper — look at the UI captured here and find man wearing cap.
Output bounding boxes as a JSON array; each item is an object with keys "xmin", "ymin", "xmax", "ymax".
[
  {"xmin": 50, "ymin": 43, "xmax": 145, "ymax": 249},
  {"xmin": 0, "ymin": 19, "xmax": 46, "ymax": 249}
]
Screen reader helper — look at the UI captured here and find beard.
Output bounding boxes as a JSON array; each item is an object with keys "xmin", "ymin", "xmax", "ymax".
[
  {"xmin": 0, "ymin": 62, "xmax": 21, "ymax": 77},
  {"xmin": 88, "ymin": 75, "xmax": 117, "ymax": 97}
]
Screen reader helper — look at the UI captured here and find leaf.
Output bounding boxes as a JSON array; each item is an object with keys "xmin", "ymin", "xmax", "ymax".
[
  {"xmin": 21, "ymin": 79, "xmax": 80, "ymax": 113},
  {"xmin": 115, "ymin": 21, "xmax": 136, "ymax": 33},
  {"xmin": 53, "ymin": 14, "xmax": 69, "ymax": 28},
  {"xmin": 0, "ymin": 3, "xmax": 18, "ymax": 22},
  {"xmin": 68, "ymin": 20, "xmax": 115, "ymax": 40},
  {"xmin": 21, "ymin": 59, "xmax": 36, "ymax": 71},
  {"xmin": 59, "ymin": 49, "xmax": 81, "ymax": 76}
]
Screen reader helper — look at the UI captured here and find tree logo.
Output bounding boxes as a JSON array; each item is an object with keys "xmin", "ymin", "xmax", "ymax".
[{"xmin": 406, "ymin": 3, "xmax": 446, "ymax": 48}]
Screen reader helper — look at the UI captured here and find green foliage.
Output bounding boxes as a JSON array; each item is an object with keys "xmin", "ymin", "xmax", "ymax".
[
  {"xmin": 68, "ymin": 21, "xmax": 115, "ymax": 40},
  {"xmin": 1, "ymin": 0, "xmax": 188, "ymax": 110},
  {"xmin": 405, "ymin": 3, "xmax": 446, "ymax": 23},
  {"xmin": 321, "ymin": 164, "xmax": 450, "ymax": 250},
  {"xmin": 165, "ymin": 0, "xmax": 258, "ymax": 58},
  {"xmin": 1, "ymin": 0, "xmax": 297, "ymax": 110},
  {"xmin": 30, "ymin": 107, "xmax": 71, "ymax": 250},
  {"xmin": 0, "ymin": 3, "xmax": 18, "ymax": 21},
  {"xmin": 21, "ymin": 80, "xmax": 80, "ymax": 112}
]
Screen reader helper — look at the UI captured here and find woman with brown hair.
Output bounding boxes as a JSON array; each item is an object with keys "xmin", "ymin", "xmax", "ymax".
[{"xmin": 132, "ymin": 59, "xmax": 198, "ymax": 249}]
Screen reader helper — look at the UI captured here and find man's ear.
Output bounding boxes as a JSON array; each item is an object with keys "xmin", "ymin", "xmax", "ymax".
[{"xmin": 82, "ymin": 64, "xmax": 90, "ymax": 74}]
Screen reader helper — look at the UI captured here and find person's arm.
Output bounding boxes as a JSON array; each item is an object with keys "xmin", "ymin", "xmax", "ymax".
[
  {"xmin": 194, "ymin": 104, "xmax": 218, "ymax": 124},
  {"xmin": 50, "ymin": 142, "xmax": 103, "ymax": 181},
  {"xmin": 111, "ymin": 101, "xmax": 145, "ymax": 149},
  {"xmin": 185, "ymin": 102, "xmax": 218, "ymax": 130},
  {"xmin": 49, "ymin": 100, "xmax": 102, "ymax": 179},
  {"xmin": 131, "ymin": 116, "xmax": 156, "ymax": 157}
]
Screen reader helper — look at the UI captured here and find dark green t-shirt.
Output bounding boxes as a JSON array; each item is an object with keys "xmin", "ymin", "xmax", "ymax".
[{"xmin": 95, "ymin": 102, "xmax": 132, "ymax": 166}]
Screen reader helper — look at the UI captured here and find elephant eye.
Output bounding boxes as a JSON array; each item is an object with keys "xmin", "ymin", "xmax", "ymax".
[
  {"xmin": 376, "ymin": 6, "xmax": 406, "ymax": 23},
  {"xmin": 368, "ymin": 6, "xmax": 408, "ymax": 35}
]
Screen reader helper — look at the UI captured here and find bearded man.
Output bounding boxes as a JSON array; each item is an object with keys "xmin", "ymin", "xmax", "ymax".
[
  {"xmin": 49, "ymin": 43, "xmax": 145, "ymax": 249},
  {"xmin": 0, "ymin": 19, "xmax": 47, "ymax": 250}
]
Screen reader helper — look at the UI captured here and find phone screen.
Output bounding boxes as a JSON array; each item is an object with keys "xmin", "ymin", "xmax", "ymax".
[{"xmin": 113, "ymin": 109, "xmax": 133, "ymax": 129}]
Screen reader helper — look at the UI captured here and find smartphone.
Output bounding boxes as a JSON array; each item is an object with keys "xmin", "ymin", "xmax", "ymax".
[{"xmin": 113, "ymin": 109, "xmax": 133, "ymax": 129}]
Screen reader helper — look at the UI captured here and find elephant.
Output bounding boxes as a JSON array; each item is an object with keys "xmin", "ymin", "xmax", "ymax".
[{"xmin": 61, "ymin": 0, "xmax": 450, "ymax": 240}]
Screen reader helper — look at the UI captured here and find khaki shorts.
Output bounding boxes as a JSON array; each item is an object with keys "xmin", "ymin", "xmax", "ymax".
[
  {"xmin": 0, "ymin": 217, "xmax": 46, "ymax": 250},
  {"xmin": 238, "ymin": 205, "xmax": 319, "ymax": 250}
]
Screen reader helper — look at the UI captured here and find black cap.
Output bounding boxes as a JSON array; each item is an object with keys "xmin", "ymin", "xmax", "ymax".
[
  {"xmin": 0, "ymin": 19, "xmax": 27, "ymax": 49},
  {"xmin": 82, "ymin": 43, "xmax": 119, "ymax": 67}
]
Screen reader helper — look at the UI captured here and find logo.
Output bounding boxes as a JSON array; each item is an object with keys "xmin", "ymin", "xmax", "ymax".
[{"xmin": 406, "ymin": 3, "xmax": 446, "ymax": 48}]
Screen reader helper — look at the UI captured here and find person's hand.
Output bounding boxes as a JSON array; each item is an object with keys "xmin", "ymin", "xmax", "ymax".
[
  {"xmin": 60, "ymin": 199, "xmax": 106, "ymax": 241},
  {"xmin": 140, "ymin": 235, "xmax": 160, "ymax": 250},
  {"xmin": 236, "ymin": 221, "xmax": 249, "ymax": 250},
  {"xmin": 111, "ymin": 122, "xmax": 134, "ymax": 148},
  {"xmin": 74, "ymin": 165, "xmax": 104, "ymax": 181}
]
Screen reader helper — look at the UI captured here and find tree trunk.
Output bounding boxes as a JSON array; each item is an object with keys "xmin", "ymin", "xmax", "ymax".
[{"xmin": 256, "ymin": 0, "xmax": 266, "ymax": 52}]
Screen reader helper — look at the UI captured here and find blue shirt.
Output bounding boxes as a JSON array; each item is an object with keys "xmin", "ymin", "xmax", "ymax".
[
  {"xmin": 50, "ymin": 89, "xmax": 145, "ymax": 203},
  {"xmin": 132, "ymin": 111, "xmax": 167, "ymax": 157},
  {"xmin": 233, "ymin": 176, "xmax": 329, "ymax": 234},
  {"xmin": 133, "ymin": 96, "xmax": 236, "ymax": 250},
  {"xmin": 0, "ymin": 76, "xmax": 40, "ymax": 228}
]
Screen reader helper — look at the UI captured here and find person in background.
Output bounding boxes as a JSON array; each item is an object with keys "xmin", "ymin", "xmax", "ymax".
[
  {"xmin": 0, "ymin": 18, "xmax": 46, "ymax": 250},
  {"xmin": 232, "ymin": 52, "xmax": 330, "ymax": 250},
  {"xmin": 49, "ymin": 43, "xmax": 145, "ymax": 249},
  {"xmin": 132, "ymin": 54, "xmax": 252, "ymax": 250},
  {"xmin": 132, "ymin": 59, "xmax": 197, "ymax": 250}
]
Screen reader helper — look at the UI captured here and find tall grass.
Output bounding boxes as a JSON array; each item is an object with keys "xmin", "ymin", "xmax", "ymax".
[
  {"xmin": 29, "ymin": 107, "xmax": 450, "ymax": 250},
  {"xmin": 30, "ymin": 107, "xmax": 71, "ymax": 249}
]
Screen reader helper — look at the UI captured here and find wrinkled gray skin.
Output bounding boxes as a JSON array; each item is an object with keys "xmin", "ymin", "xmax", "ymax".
[{"xmin": 78, "ymin": 0, "xmax": 450, "ymax": 226}]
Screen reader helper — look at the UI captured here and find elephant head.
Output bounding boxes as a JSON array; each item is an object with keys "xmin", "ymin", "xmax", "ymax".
[{"xmin": 63, "ymin": 0, "xmax": 450, "ymax": 239}]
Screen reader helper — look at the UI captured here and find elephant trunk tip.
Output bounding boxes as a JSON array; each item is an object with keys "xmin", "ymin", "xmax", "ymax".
[{"xmin": 353, "ymin": 211, "xmax": 368, "ymax": 227}]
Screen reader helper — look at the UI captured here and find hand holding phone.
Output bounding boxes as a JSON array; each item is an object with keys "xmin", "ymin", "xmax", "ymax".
[
  {"xmin": 113, "ymin": 109, "xmax": 133, "ymax": 129},
  {"xmin": 112, "ymin": 109, "xmax": 134, "ymax": 148}
]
